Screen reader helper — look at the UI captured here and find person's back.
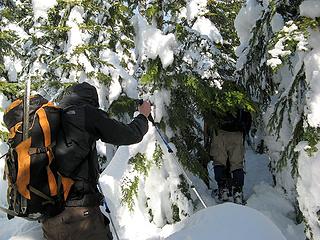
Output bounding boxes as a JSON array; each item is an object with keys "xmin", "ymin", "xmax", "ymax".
[{"xmin": 42, "ymin": 82, "xmax": 151, "ymax": 240}]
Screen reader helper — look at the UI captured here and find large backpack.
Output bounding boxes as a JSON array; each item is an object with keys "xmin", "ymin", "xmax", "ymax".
[
  {"xmin": 219, "ymin": 109, "xmax": 252, "ymax": 134},
  {"xmin": 1, "ymin": 95, "xmax": 74, "ymax": 220}
]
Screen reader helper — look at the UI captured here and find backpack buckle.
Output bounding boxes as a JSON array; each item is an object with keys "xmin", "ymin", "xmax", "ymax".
[{"xmin": 29, "ymin": 147, "xmax": 49, "ymax": 155}]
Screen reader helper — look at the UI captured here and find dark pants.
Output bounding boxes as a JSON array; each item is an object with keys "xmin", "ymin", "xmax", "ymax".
[
  {"xmin": 214, "ymin": 165, "xmax": 244, "ymax": 190},
  {"xmin": 42, "ymin": 206, "xmax": 113, "ymax": 240}
]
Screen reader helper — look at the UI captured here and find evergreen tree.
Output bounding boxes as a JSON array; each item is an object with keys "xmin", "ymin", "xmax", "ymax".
[{"xmin": 235, "ymin": 0, "xmax": 320, "ymax": 238}]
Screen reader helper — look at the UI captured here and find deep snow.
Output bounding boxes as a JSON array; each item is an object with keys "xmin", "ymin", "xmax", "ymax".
[{"xmin": 0, "ymin": 139, "xmax": 305, "ymax": 240}]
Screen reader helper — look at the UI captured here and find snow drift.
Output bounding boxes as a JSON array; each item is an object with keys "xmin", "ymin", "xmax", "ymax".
[{"xmin": 165, "ymin": 203, "xmax": 286, "ymax": 240}]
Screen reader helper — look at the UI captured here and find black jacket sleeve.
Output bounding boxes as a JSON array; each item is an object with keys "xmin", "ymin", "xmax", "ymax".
[{"xmin": 84, "ymin": 105, "xmax": 149, "ymax": 145}]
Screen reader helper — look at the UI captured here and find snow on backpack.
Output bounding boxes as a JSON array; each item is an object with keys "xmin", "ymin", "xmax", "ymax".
[{"xmin": 1, "ymin": 94, "xmax": 74, "ymax": 220}]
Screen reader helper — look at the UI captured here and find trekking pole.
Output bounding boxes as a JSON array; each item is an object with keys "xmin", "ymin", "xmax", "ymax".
[
  {"xmin": 20, "ymin": 76, "xmax": 31, "ymax": 214},
  {"xmin": 0, "ymin": 152, "xmax": 7, "ymax": 160},
  {"xmin": 137, "ymin": 100, "xmax": 207, "ymax": 209},
  {"xmin": 23, "ymin": 77, "xmax": 31, "ymax": 141},
  {"xmin": 97, "ymin": 182, "xmax": 120, "ymax": 240},
  {"xmin": 175, "ymin": 161, "xmax": 208, "ymax": 209}
]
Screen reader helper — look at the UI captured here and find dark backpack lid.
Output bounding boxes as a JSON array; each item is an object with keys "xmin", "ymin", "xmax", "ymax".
[
  {"xmin": 3, "ymin": 94, "xmax": 48, "ymax": 130},
  {"xmin": 59, "ymin": 82, "xmax": 99, "ymax": 108}
]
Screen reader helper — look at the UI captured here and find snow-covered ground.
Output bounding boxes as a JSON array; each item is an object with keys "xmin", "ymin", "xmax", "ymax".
[
  {"xmin": 165, "ymin": 203, "xmax": 286, "ymax": 240},
  {"xmin": 0, "ymin": 138, "xmax": 305, "ymax": 240}
]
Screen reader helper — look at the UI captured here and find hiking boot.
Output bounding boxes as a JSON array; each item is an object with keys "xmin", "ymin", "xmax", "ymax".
[
  {"xmin": 212, "ymin": 188, "xmax": 228, "ymax": 203},
  {"xmin": 215, "ymin": 188, "xmax": 229, "ymax": 203},
  {"xmin": 233, "ymin": 188, "xmax": 244, "ymax": 205}
]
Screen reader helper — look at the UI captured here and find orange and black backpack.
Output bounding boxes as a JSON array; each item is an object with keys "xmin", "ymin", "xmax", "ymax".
[{"xmin": 1, "ymin": 94, "xmax": 74, "ymax": 220}]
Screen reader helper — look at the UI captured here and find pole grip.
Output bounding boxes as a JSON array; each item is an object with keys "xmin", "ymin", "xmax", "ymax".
[{"xmin": 137, "ymin": 99, "xmax": 155, "ymax": 124}]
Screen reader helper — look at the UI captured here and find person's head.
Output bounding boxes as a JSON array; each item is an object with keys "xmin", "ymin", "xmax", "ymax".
[{"xmin": 59, "ymin": 82, "xmax": 99, "ymax": 108}]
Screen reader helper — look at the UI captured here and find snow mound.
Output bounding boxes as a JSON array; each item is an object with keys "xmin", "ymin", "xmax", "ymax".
[{"xmin": 165, "ymin": 203, "xmax": 287, "ymax": 240}]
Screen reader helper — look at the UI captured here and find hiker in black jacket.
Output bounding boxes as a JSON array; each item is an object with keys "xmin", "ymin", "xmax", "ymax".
[{"xmin": 42, "ymin": 82, "xmax": 150, "ymax": 240}]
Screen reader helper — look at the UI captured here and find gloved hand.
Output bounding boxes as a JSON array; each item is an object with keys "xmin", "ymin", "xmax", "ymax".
[{"xmin": 138, "ymin": 101, "xmax": 151, "ymax": 118}]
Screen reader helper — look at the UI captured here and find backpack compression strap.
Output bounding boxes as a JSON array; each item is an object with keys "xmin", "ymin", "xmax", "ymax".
[{"xmin": 36, "ymin": 103, "xmax": 58, "ymax": 197}]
